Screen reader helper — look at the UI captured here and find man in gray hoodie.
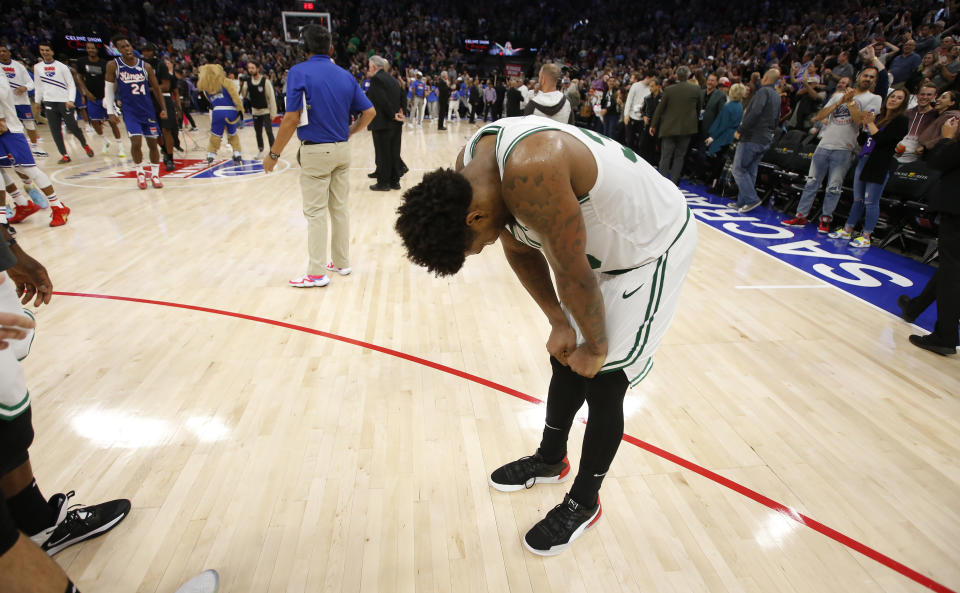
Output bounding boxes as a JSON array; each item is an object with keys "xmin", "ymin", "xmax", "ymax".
[
  {"xmin": 729, "ymin": 69, "xmax": 781, "ymax": 212},
  {"xmin": 524, "ymin": 63, "xmax": 573, "ymax": 124}
]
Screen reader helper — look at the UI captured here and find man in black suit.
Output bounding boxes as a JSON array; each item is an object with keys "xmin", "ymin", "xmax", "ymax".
[
  {"xmin": 437, "ymin": 71, "xmax": 451, "ymax": 130},
  {"xmin": 366, "ymin": 55, "xmax": 404, "ymax": 191},
  {"xmin": 898, "ymin": 117, "xmax": 960, "ymax": 356},
  {"xmin": 505, "ymin": 78, "xmax": 523, "ymax": 117},
  {"xmin": 494, "ymin": 77, "xmax": 506, "ymax": 120}
]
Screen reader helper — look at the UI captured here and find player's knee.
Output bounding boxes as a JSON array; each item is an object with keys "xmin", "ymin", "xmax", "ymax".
[{"xmin": 22, "ymin": 167, "xmax": 51, "ymax": 190}]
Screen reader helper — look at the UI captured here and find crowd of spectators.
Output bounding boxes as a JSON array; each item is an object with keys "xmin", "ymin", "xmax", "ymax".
[{"xmin": 2, "ymin": 0, "xmax": 959, "ymax": 164}]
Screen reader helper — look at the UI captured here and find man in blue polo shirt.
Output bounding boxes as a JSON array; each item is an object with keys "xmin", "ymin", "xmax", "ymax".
[{"xmin": 263, "ymin": 25, "xmax": 375, "ymax": 288}]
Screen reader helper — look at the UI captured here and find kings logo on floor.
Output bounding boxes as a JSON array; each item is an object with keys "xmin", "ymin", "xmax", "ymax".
[
  {"xmin": 52, "ymin": 157, "xmax": 284, "ymax": 189},
  {"xmin": 98, "ymin": 158, "xmax": 265, "ymax": 179}
]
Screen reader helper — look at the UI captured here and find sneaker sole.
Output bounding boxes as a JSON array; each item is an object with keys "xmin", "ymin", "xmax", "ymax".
[
  {"xmin": 44, "ymin": 506, "xmax": 130, "ymax": 556},
  {"xmin": 489, "ymin": 470, "xmax": 570, "ymax": 492},
  {"xmin": 327, "ymin": 268, "xmax": 352, "ymax": 276},
  {"xmin": 523, "ymin": 504, "xmax": 602, "ymax": 556},
  {"xmin": 289, "ymin": 280, "xmax": 330, "ymax": 288}
]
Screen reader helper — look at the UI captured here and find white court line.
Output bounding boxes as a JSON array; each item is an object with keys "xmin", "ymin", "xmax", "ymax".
[
  {"xmin": 735, "ymin": 285, "xmax": 830, "ymax": 290},
  {"xmin": 695, "ymin": 221, "xmax": 928, "ymax": 332}
]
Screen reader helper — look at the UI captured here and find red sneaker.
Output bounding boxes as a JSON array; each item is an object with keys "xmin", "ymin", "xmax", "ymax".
[
  {"xmin": 151, "ymin": 175, "xmax": 163, "ymax": 188},
  {"xmin": 83, "ymin": 145, "xmax": 95, "ymax": 157},
  {"xmin": 8, "ymin": 201, "xmax": 42, "ymax": 223},
  {"xmin": 781, "ymin": 215, "xmax": 807, "ymax": 227},
  {"xmin": 49, "ymin": 205, "xmax": 69, "ymax": 227},
  {"xmin": 137, "ymin": 171, "xmax": 147, "ymax": 190},
  {"xmin": 817, "ymin": 215, "xmax": 831, "ymax": 233},
  {"xmin": 57, "ymin": 155, "xmax": 71, "ymax": 164}
]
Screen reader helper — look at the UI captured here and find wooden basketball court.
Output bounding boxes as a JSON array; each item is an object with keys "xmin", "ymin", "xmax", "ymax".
[{"xmin": 10, "ymin": 117, "xmax": 960, "ymax": 593}]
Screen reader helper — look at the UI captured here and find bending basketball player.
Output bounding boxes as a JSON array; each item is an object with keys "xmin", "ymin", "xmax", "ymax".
[{"xmin": 396, "ymin": 116, "xmax": 697, "ymax": 555}]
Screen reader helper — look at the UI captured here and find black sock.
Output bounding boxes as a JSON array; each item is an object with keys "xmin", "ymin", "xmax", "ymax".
[
  {"xmin": 569, "ymin": 369, "xmax": 629, "ymax": 508},
  {"xmin": 538, "ymin": 356, "xmax": 587, "ymax": 464},
  {"xmin": 6, "ymin": 479, "xmax": 55, "ymax": 536}
]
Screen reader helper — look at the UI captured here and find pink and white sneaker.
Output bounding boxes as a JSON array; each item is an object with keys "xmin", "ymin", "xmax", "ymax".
[
  {"xmin": 289, "ymin": 274, "xmax": 330, "ymax": 288},
  {"xmin": 137, "ymin": 171, "xmax": 147, "ymax": 190},
  {"xmin": 325, "ymin": 262, "xmax": 352, "ymax": 276}
]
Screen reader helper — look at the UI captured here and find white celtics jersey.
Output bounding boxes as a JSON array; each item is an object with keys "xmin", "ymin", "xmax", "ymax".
[{"xmin": 463, "ymin": 116, "xmax": 690, "ymax": 272}]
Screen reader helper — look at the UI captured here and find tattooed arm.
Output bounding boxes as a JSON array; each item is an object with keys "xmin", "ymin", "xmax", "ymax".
[{"xmin": 500, "ymin": 132, "xmax": 607, "ymax": 377}]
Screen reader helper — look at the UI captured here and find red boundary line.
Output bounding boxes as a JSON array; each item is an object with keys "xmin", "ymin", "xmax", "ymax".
[{"xmin": 53, "ymin": 291, "xmax": 956, "ymax": 593}]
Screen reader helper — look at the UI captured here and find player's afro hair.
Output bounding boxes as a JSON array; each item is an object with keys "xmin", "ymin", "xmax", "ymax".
[{"xmin": 395, "ymin": 168, "xmax": 474, "ymax": 277}]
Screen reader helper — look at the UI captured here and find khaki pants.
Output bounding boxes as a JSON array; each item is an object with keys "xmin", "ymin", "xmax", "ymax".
[{"xmin": 298, "ymin": 142, "xmax": 351, "ymax": 276}]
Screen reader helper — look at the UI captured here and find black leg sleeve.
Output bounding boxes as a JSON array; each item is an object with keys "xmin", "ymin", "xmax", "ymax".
[
  {"xmin": 568, "ymin": 369, "xmax": 629, "ymax": 507},
  {"xmin": 538, "ymin": 357, "xmax": 588, "ymax": 463}
]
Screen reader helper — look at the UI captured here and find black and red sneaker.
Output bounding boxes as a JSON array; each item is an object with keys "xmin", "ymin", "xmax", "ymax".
[
  {"xmin": 817, "ymin": 215, "xmax": 832, "ymax": 233},
  {"xmin": 83, "ymin": 145, "xmax": 95, "ymax": 157},
  {"xmin": 489, "ymin": 450, "xmax": 570, "ymax": 492},
  {"xmin": 57, "ymin": 155, "xmax": 71, "ymax": 164},
  {"xmin": 524, "ymin": 493, "xmax": 602, "ymax": 556}
]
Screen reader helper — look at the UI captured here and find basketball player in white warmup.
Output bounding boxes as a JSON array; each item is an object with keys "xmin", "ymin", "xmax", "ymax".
[
  {"xmin": 0, "ymin": 77, "xmax": 69, "ymax": 226},
  {"xmin": 396, "ymin": 115, "xmax": 696, "ymax": 555},
  {"xmin": 0, "ymin": 45, "xmax": 46, "ymax": 157}
]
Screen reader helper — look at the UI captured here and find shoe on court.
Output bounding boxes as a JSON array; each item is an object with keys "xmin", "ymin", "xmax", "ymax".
[
  {"xmin": 849, "ymin": 236, "xmax": 871, "ymax": 248},
  {"xmin": 740, "ymin": 200, "xmax": 762, "ymax": 213},
  {"xmin": 174, "ymin": 569, "xmax": 220, "ymax": 593},
  {"xmin": 8, "ymin": 201, "xmax": 42, "ymax": 223},
  {"xmin": 817, "ymin": 215, "xmax": 831, "ymax": 233},
  {"xmin": 829, "ymin": 228, "xmax": 852, "ymax": 239},
  {"xmin": 151, "ymin": 175, "xmax": 163, "ymax": 189},
  {"xmin": 289, "ymin": 274, "xmax": 330, "ymax": 288},
  {"xmin": 117, "ymin": 147, "xmax": 127, "ymax": 158},
  {"xmin": 26, "ymin": 185, "xmax": 48, "ymax": 208},
  {"xmin": 523, "ymin": 493, "xmax": 601, "ymax": 556},
  {"xmin": 164, "ymin": 156, "xmax": 176, "ymax": 172},
  {"xmin": 83, "ymin": 145, "xmax": 95, "ymax": 157},
  {"xmin": 256, "ymin": 150, "xmax": 265, "ymax": 159},
  {"xmin": 137, "ymin": 171, "xmax": 147, "ymax": 190},
  {"xmin": 725, "ymin": 201, "xmax": 740, "ymax": 210},
  {"xmin": 489, "ymin": 450, "xmax": 571, "ymax": 492},
  {"xmin": 326, "ymin": 262, "xmax": 352, "ymax": 276},
  {"xmin": 908, "ymin": 334, "xmax": 957, "ymax": 356},
  {"xmin": 781, "ymin": 215, "xmax": 807, "ymax": 227},
  {"xmin": 232, "ymin": 154, "xmax": 242, "ymax": 165},
  {"xmin": 57, "ymin": 155, "xmax": 71, "ymax": 164},
  {"xmin": 31, "ymin": 147, "xmax": 48, "ymax": 158},
  {"xmin": 29, "ymin": 491, "xmax": 131, "ymax": 556},
  {"xmin": 49, "ymin": 205, "xmax": 69, "ymax": 227},
  {"xmin": 897, "ymin": 295, "xmax": 918, "ymax": 323}
]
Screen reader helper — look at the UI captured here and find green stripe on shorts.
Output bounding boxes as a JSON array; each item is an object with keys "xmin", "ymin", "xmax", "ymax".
[{"xmin": 0, "ymin": 391, "xmax": 30, "ymax": 420}]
